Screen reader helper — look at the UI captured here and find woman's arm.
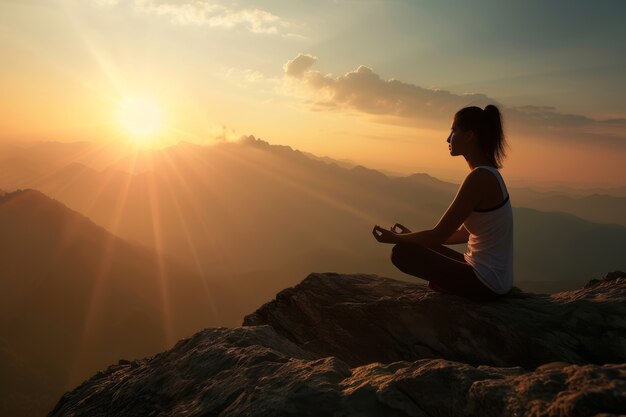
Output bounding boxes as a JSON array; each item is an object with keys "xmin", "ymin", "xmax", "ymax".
[
  {"xmin": 392, "ymin": 171, "xmax": 482, "ymax": 246},
  {"xmin": 443, "ymin": 225, "xmax": 470, "ymax": 245}
]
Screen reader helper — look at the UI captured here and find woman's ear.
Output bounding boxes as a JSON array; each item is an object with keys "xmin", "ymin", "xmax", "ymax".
[{"xmin": 465, "ymin": 130, "xmax": 478, "ymax": 143}]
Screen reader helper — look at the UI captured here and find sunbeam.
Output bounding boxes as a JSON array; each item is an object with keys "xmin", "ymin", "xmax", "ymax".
[
  {"xmin": 145, "ymin": 159, "xmax": 175, "ymax": 345},
  {"xmin": 158, "ymin": 150, "xmax": 222, "ymax": 323}
]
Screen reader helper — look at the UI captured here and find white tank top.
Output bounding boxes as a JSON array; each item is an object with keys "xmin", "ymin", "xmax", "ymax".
[{"xmin": 463, "ymin": 166, "xmax": 514, "ymax": 294}]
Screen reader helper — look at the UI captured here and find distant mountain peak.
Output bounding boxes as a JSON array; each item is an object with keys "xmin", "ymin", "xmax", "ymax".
[
  {"xmin": 407, "ymin": 172, "xmax": 437, "ymax": 180},
  {"xmin": 0, "ymin": 188, "xmax": 45, "ymax": 204},
  {"xmin": 0, "ymin": 188, "xmax": 112, "ymax": 240},
  {"xmin": 237, "ymin": 134, "xmax": 269, "ymax": 147}
]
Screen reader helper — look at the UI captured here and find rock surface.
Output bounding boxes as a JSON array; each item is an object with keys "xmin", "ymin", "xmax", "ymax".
[
  {"xmin": 243, "ymin": 272, "xmax": 626, "ymax": 369},
  {"xmin": 49, "ymin": 272, "xmax": 626, "ymax": 417}
]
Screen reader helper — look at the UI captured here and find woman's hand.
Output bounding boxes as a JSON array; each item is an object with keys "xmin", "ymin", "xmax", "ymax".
[
  {"xmin": 391, "ymin": 223, "xmax": 411, "ymax": 234},
  {"xmin": 372, "ymin": 225, "xmax": 399, "ymax": 244}
]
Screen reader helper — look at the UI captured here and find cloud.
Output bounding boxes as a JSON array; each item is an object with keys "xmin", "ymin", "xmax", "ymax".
[
  {"xmin": 283, "ymin": 54, "xmax": 317, "ymax": 78},
  {"xmin": 507, "ymin": 105, "xmax": 626, "ymax": 128},
  {"xmin": 282, "ymin": 53, "xmax": 626, "ymax": 137},
  {"xmin": 96, "ymin": 0, "xmax": 288, "ymax": 35},
  {"xmin": 283, "ymin": 54, "xmax": 491, "ymax": 122}
]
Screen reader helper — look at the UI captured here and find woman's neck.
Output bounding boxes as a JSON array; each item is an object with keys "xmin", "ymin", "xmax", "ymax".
[{"xmin": 465, "ymin": 156, "xmax": 494, "ymax": 170}]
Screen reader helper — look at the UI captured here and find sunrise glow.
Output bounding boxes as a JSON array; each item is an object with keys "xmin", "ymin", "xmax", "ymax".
[{"xmin": 118, "ymin": 96, "xmax": 164, "ymax": 145}]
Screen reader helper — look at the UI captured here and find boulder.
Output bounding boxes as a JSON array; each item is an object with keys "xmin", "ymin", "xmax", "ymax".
[{"xmin": 244, "ymin": 272, "xmax": 626, "ymax": 369}]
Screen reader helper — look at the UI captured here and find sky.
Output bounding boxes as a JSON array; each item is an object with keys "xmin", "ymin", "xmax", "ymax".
[{"xmin": 1, "ymin": 0, "xmax": 626, "ymax": 187}]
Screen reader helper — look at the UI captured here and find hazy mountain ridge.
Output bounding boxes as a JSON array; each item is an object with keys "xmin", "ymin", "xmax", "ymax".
[
  {"xmin": 300, "ymin": 150, "xmax": 360, "ymax": 170},
  {"xmin": 0, "ymin": 189, "xmax": 230, "ymax": 417},
  {"xmin": 302, "ymin": 148, "xmax": 626, "ymax": 227},
  {"xmin": 49, "ymin": 271, "xmax": 626, "ymax": 416},
  {"xmin": 0, "ymin": 141, "xmax": 124, "ymax": 189},
  {"xmin": 298, "ymin": 143, "xmax": 626, "ymax": 226},
  {"xmin": 2, "ymin": 138, "xmax": 624, "ymax": 223},
  {"xmin": 0, "ymin": 139, "xmax": 624, "ymax": 296},
  {"xmin": 519, "ymin": 183, "xmax": 626, "ymax": 198},
  {"xmin": 516, "ymin": 192, "xmax": 626, "ymax": 227},
  {"xmin": 10, "ymin": 139, "xmax": 437, "ymax": 277},
  {"xmin": 513, "ymin": 207, "xmax": 626, "ymax": 292}
]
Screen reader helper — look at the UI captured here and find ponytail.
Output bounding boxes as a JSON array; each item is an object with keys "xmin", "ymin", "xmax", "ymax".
[{"xmin": 454, "ymin": 104, "xmax": 508, "ymax": 168}]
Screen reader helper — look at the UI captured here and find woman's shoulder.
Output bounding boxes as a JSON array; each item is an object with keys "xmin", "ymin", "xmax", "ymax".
[
  {"xmin": 466, "ymin": 166, "xmax": 498, "ymax": 184},
  {"xmin": 464, "ymin": 167, "xmax": 504, "ymax": 196},
  {"xmin": 468, "ymin": 167, "xmax": 510, "ymax": 209},
  {"xmin": 457, "ymin": 170, "xmax": 489, "ymax": 205}
]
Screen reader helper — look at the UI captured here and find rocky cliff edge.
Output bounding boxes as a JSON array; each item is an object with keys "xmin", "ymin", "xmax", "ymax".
[{"xmin": 49, "ymin": 271, "xmax": 626, "ymax": 417}]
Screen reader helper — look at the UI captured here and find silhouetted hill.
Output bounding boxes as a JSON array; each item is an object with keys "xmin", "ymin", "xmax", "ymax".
[
  {"xmin": 527, "ymin": 183, "xmax": 626, "ymax": 198},
  {"xmin": 49, "ymin": 271, "xmax": 626, "ymax": 416},
  {"xmin": 0, "ymin": 141, "xmax": 127, "ymax": 191},
  {"xmin": 0, "ymin": 190, "xmax": 228, "ymax": 417},
  {"xmin": 513, "ymin": 192, "xmax": 626, "ymax": 227},
  {"xmin": 300, "ymin": 150, "xmax": 360, "ymax": 169},
  {"xmin": 514, "ymin": 207, "xmax": 626, "ymax": 291}
]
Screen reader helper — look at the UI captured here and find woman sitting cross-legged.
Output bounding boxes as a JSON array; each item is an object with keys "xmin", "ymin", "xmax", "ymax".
[{"xmin": 372, "ymin": 105, "xmax": 513, "ymax": 302}]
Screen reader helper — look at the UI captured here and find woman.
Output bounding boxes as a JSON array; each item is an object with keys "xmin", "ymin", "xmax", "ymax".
[{"xmin": 372, "ymin": 105, "xmax": 513, "ymax": 301}]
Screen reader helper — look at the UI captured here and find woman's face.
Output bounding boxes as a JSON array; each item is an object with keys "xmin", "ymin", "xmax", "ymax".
[{"xmin": 447, "ymin": 120, "xmax": 470, "ymax": 156}]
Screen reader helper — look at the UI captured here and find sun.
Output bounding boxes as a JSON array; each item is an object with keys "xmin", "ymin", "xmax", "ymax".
[{"xmin": 118, "ymin": 96, "xmax": 164, "ymax": 145}]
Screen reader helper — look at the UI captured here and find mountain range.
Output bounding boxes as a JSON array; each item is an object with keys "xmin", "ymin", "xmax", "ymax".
[{"xmin": 1, "ymin": 137, "xmax": 623, "ymax": 294}]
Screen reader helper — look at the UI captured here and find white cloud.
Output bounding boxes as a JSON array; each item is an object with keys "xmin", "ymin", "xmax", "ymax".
[
  {"xmin": 96, "ymin": 0, "xmax": 288, "ymax": 35},
  {"xmin": 282, "ymin": 53, "xmax": 626, "ymax": 138},
  {"xmin": 283, "ymin": 53, "xmax": 490, "ymax": 123},
  {"xmin": 283, "ymin": 54, "xmax": 317, "ymax": 78}
]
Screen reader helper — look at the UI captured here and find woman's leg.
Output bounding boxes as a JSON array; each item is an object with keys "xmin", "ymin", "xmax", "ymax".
[
  {"xmin": 390, "ymin": 243, "xmax": 499, "ymax": 301},
  {"xmin": 424, "ymin": 244, "xmax": 466, "ymax": 263},
  {"xmin": 410, "ymin": 244, "xmax": 466, "ymax": 294}
]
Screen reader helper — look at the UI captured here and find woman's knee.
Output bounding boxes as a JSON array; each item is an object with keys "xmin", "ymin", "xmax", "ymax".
[
  {"xmin": 390, "ymin": 243, "xmax": 407, "ymax": 265},
  {"xmin": 391, "ymin": 243, "xmax": 425, "ymax": 267}
]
